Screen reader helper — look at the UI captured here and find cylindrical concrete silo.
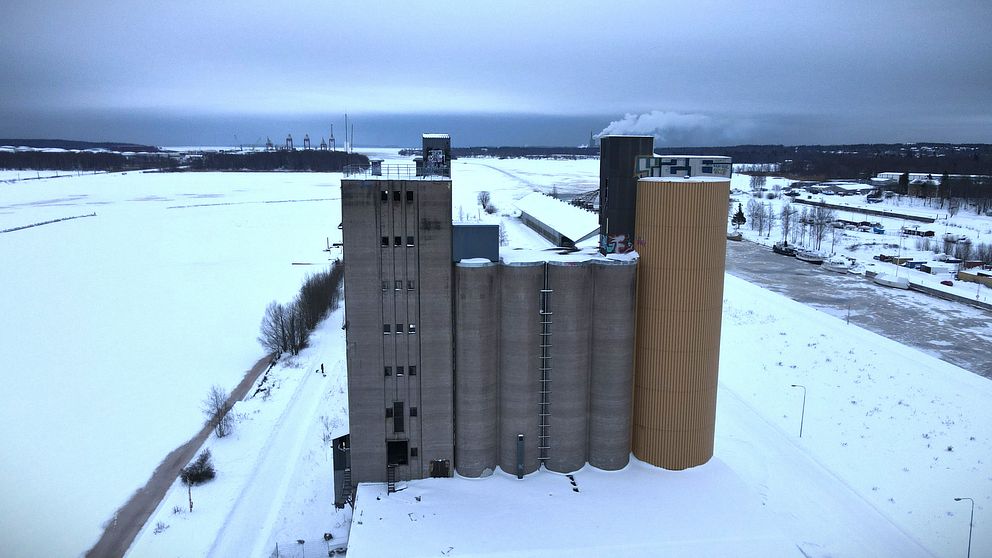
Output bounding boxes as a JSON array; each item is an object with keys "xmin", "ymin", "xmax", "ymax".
[
  {"xmin": 454, "ymin": 261, "xmax": 499, "ymax": 477},
  {"xmin": 545, "ymin": 260, "xmax": 593, "ymax": 473},
  {"xmin": 498, "ymin": 261, "xmax": 544, "ymax": 475},
  {"xmin": 588, "ymin": 258, "xmax": 638, "ymax": 470},
  {"xmin": 632, "ymin": 177, "xmax": 730, "ymax": 470}
]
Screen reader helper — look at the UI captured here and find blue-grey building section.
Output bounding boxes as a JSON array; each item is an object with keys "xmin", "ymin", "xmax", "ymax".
[{"xmin": 452, "ymin": 223, "xmax": 499, "ymax": 262}]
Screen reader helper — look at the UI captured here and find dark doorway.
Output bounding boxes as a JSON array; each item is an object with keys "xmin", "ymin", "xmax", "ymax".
[{"xmin": 387, "ymin": 440, "xmax": 409, "ymax": 465}]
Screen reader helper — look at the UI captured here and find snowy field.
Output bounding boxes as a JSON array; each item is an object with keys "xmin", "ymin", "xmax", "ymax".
[
  {"xmin": 0, "ymin": 169, "xmax": 342, "ymax": 556},
  {"xmin": 2, "ymin": 153, "xmax": 989, "ymax": 557}
]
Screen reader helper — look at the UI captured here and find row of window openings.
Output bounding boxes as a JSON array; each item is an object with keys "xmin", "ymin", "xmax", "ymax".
[
  {"xmin": 382, "ymin": 190, "xmax": 415, "ymax": 203},
  {"xmin": 383, "ymin": 280, "xmax": 415, "ymax": 291},
  {"xmin": 382, "ymin": 236, "xmax": 415, "ymax": 247},
  {"xmin": 383, "ymin": 323, "xmax": 416, "ymax": 334},
  {"xmin": 384, "ymin": 365, "xmax": 416, "ymax": 376},
  {"xmin": 385, "ymin": 406, "xmax": 418, "ymax": 418}
]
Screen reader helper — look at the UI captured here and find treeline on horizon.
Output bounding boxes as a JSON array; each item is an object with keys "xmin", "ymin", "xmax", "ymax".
[
  {"xmin": 0, "ymin": 149, "xmax": 367, "ymax": 173},
  {"xmin": 187, "ymin": 150, "xmax": 368, "ymax": 172},
  {"xmin": 409, "ymin": 143, "xmax": 991, "ymax": 181},
  {"xmin": 0, "ymin": 151, "xmax": 174, "ymax": 172}
]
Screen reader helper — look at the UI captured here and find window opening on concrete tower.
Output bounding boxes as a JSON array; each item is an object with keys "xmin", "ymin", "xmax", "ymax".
[
  {"xmin": 392, "ymin": 401, "xmax": 405, "ymax": 433},
  {"xmin": 406, "ymin": 191, "xmax": 414, "ymax": 202}
]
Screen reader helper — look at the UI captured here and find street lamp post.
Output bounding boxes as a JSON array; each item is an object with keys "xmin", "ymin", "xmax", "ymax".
[
  {"xmin": 954, "ymin": 497, "xmax": 974, "ymax": 558},
  {"xmin": 790, "ymin": 384, "xmax": 806, "ymax": 438}
]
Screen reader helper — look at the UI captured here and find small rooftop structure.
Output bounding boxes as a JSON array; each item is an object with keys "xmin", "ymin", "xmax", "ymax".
[
  {"xmin": 636, "ymin": 155, "xmax": 732, "ymax": 179},
  {"xmin": 515, "ymin": 192, "xmax": 599, "ymax": 247}
]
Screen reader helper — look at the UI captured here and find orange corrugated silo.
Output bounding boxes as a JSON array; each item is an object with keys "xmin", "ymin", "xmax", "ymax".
[{"xmin": 632, "ymin": 176, "xmax": 730, "ymax": 470}]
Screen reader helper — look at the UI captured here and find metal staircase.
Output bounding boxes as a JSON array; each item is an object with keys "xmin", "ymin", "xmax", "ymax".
[
  {"xmin": 538, "ymin": 264, "xmax": 553, "ymax": 463},
  {"xmin": 342, "ymin": 467, "xmax": 353, "ymax": 506}
]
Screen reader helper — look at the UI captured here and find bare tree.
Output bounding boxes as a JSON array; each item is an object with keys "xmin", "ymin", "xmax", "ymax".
[
  {"xmin": 746, "ymin": 198, "xmax": 763, "ymax": 232},
  {"xmin": 779, "ymin": 203, "xmax": 796, "ymax": 241},
  {"xmin": 203, "ymin": 385, "xmax": 234, "ymax": 438},
  {"xmin": 477, "ymin": 191, "xmax": 491, "ymax": 208},
  {"xmin": 948, "ymin": 197, "xmax": 961, "ymax": 217},
  {"xmin": 749, "ymin": 174, "xmax": 767, "ymax": 193},
  {"xmin": 498, "ymin": 223, "xmax": 509, "ymax": 246},
  {"xmin": 258, "ymin": 301, "xmax": 291, "ymax": 354},
  {"xmin": 810, "ymin": 206, "xmax": 836, "ymax": 250},
  {"xmin": 763, "ymin": 203, "xmax": 776, "ymax": 237}
]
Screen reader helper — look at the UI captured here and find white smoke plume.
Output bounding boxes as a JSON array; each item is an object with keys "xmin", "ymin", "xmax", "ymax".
[{"xmin": 597, "ymin": 110, "xmax": 749, "ymax": 145}]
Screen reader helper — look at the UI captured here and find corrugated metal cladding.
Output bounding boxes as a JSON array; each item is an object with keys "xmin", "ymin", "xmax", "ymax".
[
  {"xmin": 454, "ymin": 259, "xmax": 638, "ymax": 477},
  {"xmin": 632, "ymin": 178, "xmax": 730, "ymax": 470},
  {"xmin": 598, "ymin": 136, "xmax": 654, "ymax": 254},
  {"xmin": 454, "ymin": 262, "xmax": 499, "ymax": 476}
]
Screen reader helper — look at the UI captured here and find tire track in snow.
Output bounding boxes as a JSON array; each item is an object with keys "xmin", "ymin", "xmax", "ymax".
[{"xmin": 205, "ymin": 358, "xmax": 329, "ymax": 557}]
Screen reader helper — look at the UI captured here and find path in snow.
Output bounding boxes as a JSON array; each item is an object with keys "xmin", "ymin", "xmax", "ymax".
[
  {"xmin": 205, "ymin": 350, "xmax": 331, "ymax": 557},
  {"xmin": 85, "ymin": 353, "xmax": 274, "ymax": 558}
]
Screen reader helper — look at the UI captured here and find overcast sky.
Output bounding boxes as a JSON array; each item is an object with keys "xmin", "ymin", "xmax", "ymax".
[{"xmin": 2, "ymin": 0, "xmax": 990, "ymax": 146}]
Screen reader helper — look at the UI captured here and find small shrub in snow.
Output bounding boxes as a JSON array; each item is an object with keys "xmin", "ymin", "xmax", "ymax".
[
  {"xmin": 180, "ymin": 449, "xmax": 216, "ymax": 512},
  {"xmin": 172, "ymin": 505, "xmax": 183, "ymax": 515},
  {"xmin": 153, "ymin": 521, "xmax": 169, "ymax": 535}
]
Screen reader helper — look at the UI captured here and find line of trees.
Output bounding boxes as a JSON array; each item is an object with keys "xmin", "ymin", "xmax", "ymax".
[
  {"xmin": 189, "ymin": 150, "xmax": 367, "ymax": 172},
  {"xmin": 0, "ymin": 151, "xmax": 175, "ymax": 172},
  {"xmin": 745, "ymin": 200, "xmax": 836, "ymax": 250},
  {"xmin": 258, "ymin": 261, "xmax": 344, "ymax": 356}
]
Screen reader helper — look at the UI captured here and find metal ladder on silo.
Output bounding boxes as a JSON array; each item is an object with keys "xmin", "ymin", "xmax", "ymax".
[{"xmin": 538, "ymin": 264, "xmax": 553, "ymax": 463}]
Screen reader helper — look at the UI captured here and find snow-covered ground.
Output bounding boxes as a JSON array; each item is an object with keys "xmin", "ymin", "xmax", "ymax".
[
  {"xmin": 2, "ymin": 155, "xmax": 989, "ymax": 557},
  {"xmin": 127, "ymin": 310, "xmax": 351, "ymax": 558},
  {"xmin": 0, "ymin": 169, "xmax": 342, "ymax": 556}
]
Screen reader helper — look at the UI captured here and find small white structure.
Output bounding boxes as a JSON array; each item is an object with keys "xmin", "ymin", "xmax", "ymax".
[{"xmin": 514, "ymin": 192, "xmax": 599, "ymax": 247}]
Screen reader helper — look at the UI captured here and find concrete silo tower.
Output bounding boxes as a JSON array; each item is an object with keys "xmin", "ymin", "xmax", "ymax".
[{"xmin": 631, "ymin": 176, "xmax": 730, "ymax": 470}]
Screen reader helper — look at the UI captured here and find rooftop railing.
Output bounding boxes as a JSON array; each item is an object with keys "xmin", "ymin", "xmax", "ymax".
[{"xmin": 342, "ymin": 163, "xmax": 450, "ymax": 179}]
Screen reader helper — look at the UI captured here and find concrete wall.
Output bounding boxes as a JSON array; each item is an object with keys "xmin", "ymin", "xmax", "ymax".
[
  {"xmin": 498, "ymin": 262, "xmax": 544, "ymax": 475},
  {"xmin": 589, "ymin": 259, "xmax": 637, "ymax": 470},
  {"xmin": 545, "ymin": 261, "xmax": 593, "ymax": 472},
  {"xmin": 454, "ymin": 262, "xmax": 499, "ymax": 477},
  {"xmin": 599, "ymin": 135, "xmax": 655, "ymax": 254},
  {"xmin": 342, "ymin": 178, "xmax": 453, "ymax": 484},
  {"xmin": 632, "ymin": 177, "xmax": 730, "ymax": 470},
  {"xmin": 342, "ymin": 179, "xmax": 387, "ymax": 482}
]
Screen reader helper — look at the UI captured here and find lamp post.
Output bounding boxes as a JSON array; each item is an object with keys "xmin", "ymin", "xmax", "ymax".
[
  {"xmin": 954, "ymin": 497, "xmax": 974, "ymax": 558},
  {"xmin": 790, "ymin": 384, "xmax": 806, "ymax": 438}
]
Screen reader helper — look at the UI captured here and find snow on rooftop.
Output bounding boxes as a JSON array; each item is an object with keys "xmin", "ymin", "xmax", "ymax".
[
  {"xmin": 422, "ymin": 133, "xmax": 450, "ymax": 139},
  {"xmin": 498, "ymin": 246, "xmax": 637, "ymax": 265},
  {"xmin": 514, "ymin": 192, "xmax": 599, "ymax": 243},
  {"xmin": 347, "ymin": 458, "xmax": 798, "ymax": 558}
]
